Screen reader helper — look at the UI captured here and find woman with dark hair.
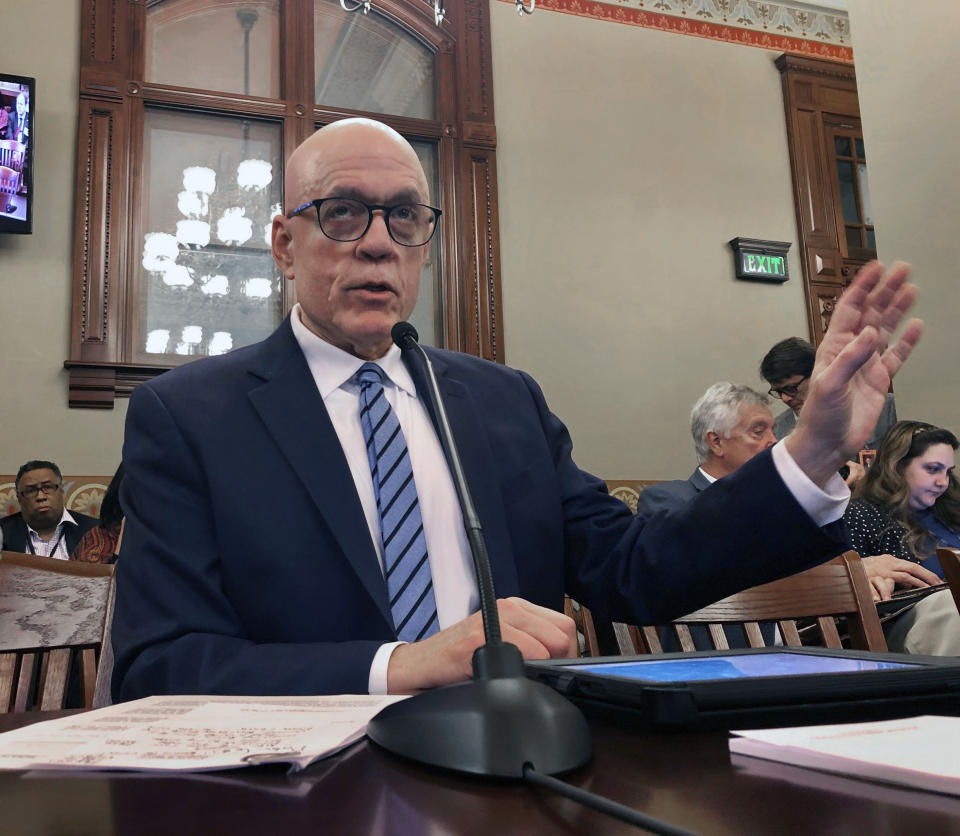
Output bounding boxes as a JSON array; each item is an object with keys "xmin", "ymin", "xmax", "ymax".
[
  {"xmin": 71, "ymin": 463, "xmax": 124, "ymax": 564},
  {"xmin": 845, "ymin": 421, "xmax": 960, "ymax": 654}
]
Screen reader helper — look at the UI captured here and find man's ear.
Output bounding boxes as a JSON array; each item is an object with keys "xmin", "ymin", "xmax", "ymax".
[
  {"xmin": 272, "ymin": 216, "xmax": 295, "ymax": 280},
  {"xmin": 705, "ymin": 430, "xmax": 724, "ymax": 458}
]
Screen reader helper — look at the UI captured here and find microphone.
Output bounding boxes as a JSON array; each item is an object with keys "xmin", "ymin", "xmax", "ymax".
[{"xmin": 365, "ymin": 322, "xmax": 592, "ymax": 778}]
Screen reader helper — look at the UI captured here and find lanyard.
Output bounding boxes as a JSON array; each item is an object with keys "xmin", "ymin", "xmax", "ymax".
[{"xmin": 27, "ymin": 528, "xmax": 66, "ymax": 559}]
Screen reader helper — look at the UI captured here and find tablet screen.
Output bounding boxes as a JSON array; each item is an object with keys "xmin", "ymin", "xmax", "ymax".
[{"xmin": 563, "ymin": 652, "xmax": 918, "ymax": 683}]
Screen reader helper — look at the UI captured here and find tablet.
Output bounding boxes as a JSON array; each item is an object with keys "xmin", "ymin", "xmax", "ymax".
[{"xmin": 525, "ymin": 647, "xmax": 960, "ymax": 729}]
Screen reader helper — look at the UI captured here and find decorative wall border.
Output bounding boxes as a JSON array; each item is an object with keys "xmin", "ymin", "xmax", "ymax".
[{"xmin": 496, "ymin": 0, "xmax": 853, "ymax": 63}]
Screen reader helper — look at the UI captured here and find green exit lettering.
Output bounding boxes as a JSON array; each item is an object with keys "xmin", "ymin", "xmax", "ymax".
[{"xmin": 743, "ymin": 254, "xmax": 785, "ymax": 276}]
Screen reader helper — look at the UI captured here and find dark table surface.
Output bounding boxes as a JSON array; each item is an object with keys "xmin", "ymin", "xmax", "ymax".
[{"xmin": 1, "ymin": 710, "xmax": 959, "ymax": 835}]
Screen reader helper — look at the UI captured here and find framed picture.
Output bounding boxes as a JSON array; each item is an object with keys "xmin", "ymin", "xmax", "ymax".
[{"xmin": 859, "ymin": 449, "xmax": 877, "ymax": 469}]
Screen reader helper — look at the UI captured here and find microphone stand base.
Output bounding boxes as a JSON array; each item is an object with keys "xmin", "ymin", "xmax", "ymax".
[{"xmin": 367, "ymin": 675, "xmax": 593, "ymax": 778}]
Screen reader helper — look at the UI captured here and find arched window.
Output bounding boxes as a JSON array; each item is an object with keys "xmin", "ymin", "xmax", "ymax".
[{"xmin": 67, "ymin": 0, "xmax": 501, "ymax": 407}]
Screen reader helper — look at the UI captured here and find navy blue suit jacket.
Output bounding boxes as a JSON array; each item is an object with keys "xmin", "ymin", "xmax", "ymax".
[
  {"xmin": 112, "ymin": 319, "xmax": 847, "ymax": 700},
  {"xmin": 634, "ymin": 468, "xmax": 777, "ymax": 649},
  {"xmin": 634, "ymin": 469, "xmax": 711, "ymax": 519}
]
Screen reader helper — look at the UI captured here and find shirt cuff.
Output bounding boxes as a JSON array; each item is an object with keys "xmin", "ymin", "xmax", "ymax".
[
  {"xmin": 368, "ymin": 641, "xmax": 405, "ymax": 694},
  {"xmin": 771, "ymin": 439, "xmax": 850, "ymax": 526}
]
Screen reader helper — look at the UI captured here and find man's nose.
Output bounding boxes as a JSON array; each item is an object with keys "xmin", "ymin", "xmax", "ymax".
[
  {"xmin": 763, "ymin": 429, "xmax": 777, "ymax": 447},
  {"xmin": 357, "ymin": 211, "xmax": 394, "ymax": 256}
]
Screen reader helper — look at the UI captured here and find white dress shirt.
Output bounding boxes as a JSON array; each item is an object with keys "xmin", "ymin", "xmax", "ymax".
[
  {"xmin": 290, "ymin": 305, "xmax": 849, "ymax": 692},
  {"xmin": 26, "ymin": 509, "xmax": 78, "ymax": 561},
  {"xmin": 290, "ymin": 306, "xmax": 477, "ymax": 693}
]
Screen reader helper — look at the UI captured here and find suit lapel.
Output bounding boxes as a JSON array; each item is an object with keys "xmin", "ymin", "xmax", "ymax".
[
  {"xmin": 246, "ymin": 323, "xmax": 392, "ymax": 629},
  {"xmin": 421, "ymin": 351, "xmax": 521, "ymax": 598}
]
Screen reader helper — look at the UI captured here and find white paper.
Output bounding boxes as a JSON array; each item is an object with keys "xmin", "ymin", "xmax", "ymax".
[
  {"xmin": 730, "ymin": 715, "xmax": 960, "ymax": 796},
  {"xmin": 0, "ymin": 694, "xmax": 407, "ymax": 773}
]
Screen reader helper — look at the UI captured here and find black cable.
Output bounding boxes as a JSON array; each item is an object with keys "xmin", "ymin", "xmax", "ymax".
[{"xmin": 523, "ymin": 764, "xmax": 696, "ymax": 836}]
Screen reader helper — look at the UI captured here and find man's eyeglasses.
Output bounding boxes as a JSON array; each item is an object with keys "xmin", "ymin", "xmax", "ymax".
[
  {"xmin": 17, "ymin": 482, "xmax": 62, "ymax": 499},
  {"xmin": 286, "ymin": 197, "xmax": 442, "ymax": 247},
  {"xmin": 767, "ymin": 376, "xmax": 808, "ymax": 399}
]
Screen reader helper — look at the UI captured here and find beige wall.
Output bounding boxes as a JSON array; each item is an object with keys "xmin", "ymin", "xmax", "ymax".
[
  {"xmin": 0, "ymin": 0, "xmax": 127, "ymax": 477},
  {"xmin": 491, "ymin": 5, "xmax": 809, "ymax": 478},
  {"xmin": 847, "ymin": 0, "xmax": 960, "ymax": 433},
  {"xmin": 8, "ymin": 4, "xmax": 932, "ymax": 483}
]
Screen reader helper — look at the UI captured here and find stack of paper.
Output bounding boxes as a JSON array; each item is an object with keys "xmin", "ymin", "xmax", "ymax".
[
  {"xmin": 730, "ymin": 715, "xmax": 960, "ymax": 797},
  {"xmin": 0, "ymin": 694, "xmax": 407, "ymax": 773}
]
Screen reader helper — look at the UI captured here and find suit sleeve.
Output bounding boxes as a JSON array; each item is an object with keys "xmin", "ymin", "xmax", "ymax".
[
  {"xmin": 514, "ymin": 372, "xmax": 850, "ymax": 624},
  {"xmin": 111, "ymin": 383, "xmax": 385, "ymax": 701}
]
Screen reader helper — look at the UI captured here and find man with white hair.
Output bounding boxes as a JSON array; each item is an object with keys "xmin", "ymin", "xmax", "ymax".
[{"xmin": 636, "ymin": 383, "xmax": 776, "ymax": 518}]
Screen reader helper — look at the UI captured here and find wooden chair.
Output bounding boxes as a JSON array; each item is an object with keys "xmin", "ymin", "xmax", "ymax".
[
  {"xmin": 0, "ymin": 139, "xmax": 25, "ymax": 172},
  {"xmin": 0, "ymin": 165, "xmax": 18, "ymax": 199},
  {"xmin": 569, "ymin": 551, "xmax": 887, "ymax": 657},
  {"xmin": 0, "ymin": 551, "xmax": 115, "ymax": 712},
  {"xmin": 936, "ymin": 547, "xmax": 960, "ymax": 617}
]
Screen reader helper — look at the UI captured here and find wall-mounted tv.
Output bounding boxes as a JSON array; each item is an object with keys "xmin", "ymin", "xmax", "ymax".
[{"xmin": 0, "ymin": 72, "xmax": 34, "ymax": 234}]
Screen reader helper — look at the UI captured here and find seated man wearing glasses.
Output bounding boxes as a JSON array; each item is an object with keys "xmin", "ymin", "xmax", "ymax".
[
  {"xmin": 1, "ymin": 461, "xmax": 98, "ymax": 559},
  {"xmin": 761, "ymin": 337, "xmax": 898, "ymax": 451},
  {"xmin": 111, "ymin": 117, "xmax": 922, "ymax": 701}
]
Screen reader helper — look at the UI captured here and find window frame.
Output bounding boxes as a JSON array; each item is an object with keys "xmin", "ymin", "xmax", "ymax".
[{"xmin": 66, "ymin": 0, "xmax": 503, "ymax": 407}]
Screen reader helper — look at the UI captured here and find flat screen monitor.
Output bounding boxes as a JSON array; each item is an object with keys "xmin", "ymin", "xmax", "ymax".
[{"xmin": 0, "ymin": 72, "xmax": 35, "ymax": 234}]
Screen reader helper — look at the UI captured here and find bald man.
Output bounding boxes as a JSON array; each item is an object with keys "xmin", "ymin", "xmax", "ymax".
[{"xmin": 112, "ymin": 118, "xmax": 923, "ymax": 701}]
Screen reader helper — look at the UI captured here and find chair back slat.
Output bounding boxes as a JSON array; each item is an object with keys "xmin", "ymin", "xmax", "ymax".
[
  {"xmin": 778, "ymin": 620, "xmax": 802, "ymax": 645},
  {"xmin": 38, "ymin": 649, "xmax": 71, "ymax": 711}
]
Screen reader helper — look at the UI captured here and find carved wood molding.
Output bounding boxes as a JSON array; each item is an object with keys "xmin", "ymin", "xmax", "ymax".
[{"xmin": 777, "ymin": 53, "xmax": 861, "ymax": 345}]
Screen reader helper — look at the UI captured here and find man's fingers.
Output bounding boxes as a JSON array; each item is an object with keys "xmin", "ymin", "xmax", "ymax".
[
  {"xmin": 881, "ymin": 317, "xmax": 924, "ymax": 379},
  {"xmin": 497, "ymin": 597, "xmax": 578, "ymax": 659}
]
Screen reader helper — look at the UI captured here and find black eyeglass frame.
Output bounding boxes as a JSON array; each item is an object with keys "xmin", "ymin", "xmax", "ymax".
[
  {"xmin": 16, "ymin": 481, "xmax": 63, "ymax": 499},
  {"xmin": 285, "ymin": 197, "xmax": 442, "ymax": 247},
  {"xmin": 767, "ymin": 374, "xmax": 809, "ymax": 400}
]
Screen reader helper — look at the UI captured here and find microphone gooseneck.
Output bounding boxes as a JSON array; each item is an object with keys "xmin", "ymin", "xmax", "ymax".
[
  {"xmin": 365, "ymin": 322, "xmax": 593, "ymax": 778},
  {"xmin": 390, "ymin": 321, "xmax": 501, "ymax": 650}
]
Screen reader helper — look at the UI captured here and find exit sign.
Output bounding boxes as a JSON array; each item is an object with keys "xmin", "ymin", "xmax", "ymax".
[{"xmin": 729, "ymin": 237, "xmax": 791, "ymax": 283}]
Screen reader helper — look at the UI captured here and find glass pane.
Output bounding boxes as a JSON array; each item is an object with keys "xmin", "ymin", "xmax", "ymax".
[
  {"xmin": 407, "ymin": 141, "xmax": 440, "ymax": 346},
  {"xmin": 857, "ymin": 162, "xmax": 873, "ymax": 225},
  {"xmin": 138, "ymin": 110, "xmax": 283, "ymax": 360},
  {"xmin": 146, "ymin": 1, "xmax": 280, "ymax": 98},
  {"xmin": 866, "ymin": 227, "xmax": 876, "ymax": 251},
  {"xmin": 314, "ymin": 1, "xmax": 435, "ymax": 120},
  {"xmin": 845, "ymin": 226, "xmax": 862, "ymax": 251},
  {"xmin": 834, "ymin": 136, "xmax": 851, "ymax": 157},
  {"xmin": 836, "ymin": 160, "xmax": 860, "ymax": 224},
  {"xmin": 855, "ymin": 138, "xmax": 866, "ymax": 159}
]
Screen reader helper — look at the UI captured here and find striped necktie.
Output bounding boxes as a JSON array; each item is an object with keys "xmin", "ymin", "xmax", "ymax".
[{"xmin": 355, "ymin": 362, "xmax": 439, "ymax": 642}]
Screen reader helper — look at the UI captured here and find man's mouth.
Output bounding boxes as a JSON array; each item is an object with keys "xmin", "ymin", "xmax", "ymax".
[{"xmin": 354, "ymin": 282, "xmax": 393, "ymax": 294}]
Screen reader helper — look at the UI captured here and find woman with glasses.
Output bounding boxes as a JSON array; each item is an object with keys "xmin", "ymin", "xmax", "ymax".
[{"xmin": 844, "ymin": 421, "xmax": 960, "ymax": 654}]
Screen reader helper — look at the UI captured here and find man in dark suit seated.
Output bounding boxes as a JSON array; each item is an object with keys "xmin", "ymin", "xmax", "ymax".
[
  {"xmin": 1, "ymin": 460, "xmax": 98, "ymax": 559},
  {"xmin": 635, "ymin": 382, "xmax": 777, "ymax": 648},
  {"xmin": 636, "ymin": 382, "xmax": 775, "ymax": 518},
  {"xmin": 111, "ymin": 117, "xmax": 923, "ymax": 701}
]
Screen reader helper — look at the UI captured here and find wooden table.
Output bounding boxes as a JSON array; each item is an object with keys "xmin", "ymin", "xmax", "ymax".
[{"xmin": 0, "ymin": 711, "xmax": 958, "ymax": 834}]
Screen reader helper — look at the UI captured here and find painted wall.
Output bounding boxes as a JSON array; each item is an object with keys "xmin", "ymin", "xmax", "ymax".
[
  {"xmin": 847, "ymin": 0, "xmax": 960, "ymax": 433},
  {"xmin": 0, "ymin": 0, "xmax": 128, "ymax": 477},
  {"xmin": 491, "ymin": 4, "xmax": 810, "ymax": 478}
]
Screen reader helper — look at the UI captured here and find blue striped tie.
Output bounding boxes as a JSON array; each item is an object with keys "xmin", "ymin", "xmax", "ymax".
[{"xmin": 355, "ymin": 363, "xmax": 439, "ymax": 643}]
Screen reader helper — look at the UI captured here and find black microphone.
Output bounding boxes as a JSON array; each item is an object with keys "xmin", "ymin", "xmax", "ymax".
[{"xmin": 365, "ymin": 322, "xmax": 592, "ymax": 778}]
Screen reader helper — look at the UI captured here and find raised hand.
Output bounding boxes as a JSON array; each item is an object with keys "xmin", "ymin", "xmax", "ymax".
[{"xmin": 785, "ymin": 262, "xmax": 923, "ymax": 487}]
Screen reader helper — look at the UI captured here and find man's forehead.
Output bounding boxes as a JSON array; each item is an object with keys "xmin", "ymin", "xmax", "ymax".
[
  {"xmin": 19, "ymin": 469, "xmax": 59, "ymax": 484},
  {"xmin": 771, "ymin": 373, "xmax": 806, "ymax": 386},
  {"xmin": 736, "ymin": 404, "xmax": 774, "ymax": 425}
]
